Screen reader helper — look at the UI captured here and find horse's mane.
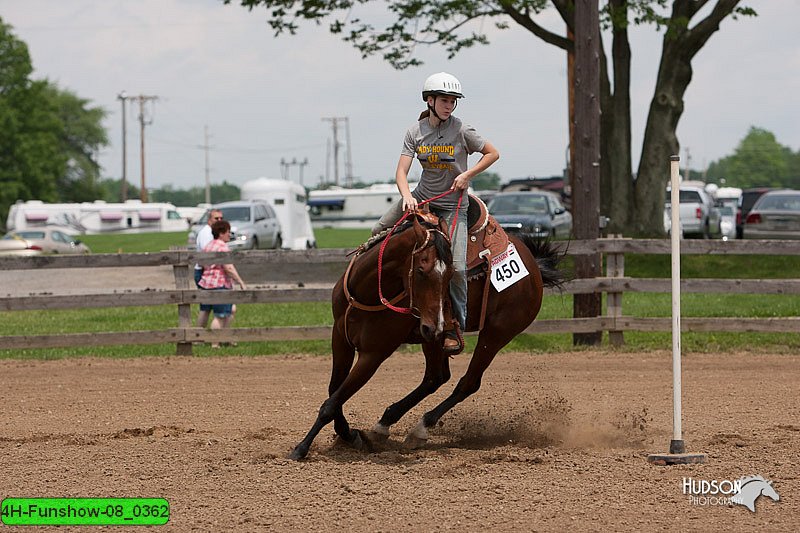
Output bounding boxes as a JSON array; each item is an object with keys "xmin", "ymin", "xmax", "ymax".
[
  {"xmin": 739, "ymin": 475, "xmax": 769, "ymax": 486},
  {"xmin": 351, "ymin": 219, "xmax": 452, "ymax": 266}
]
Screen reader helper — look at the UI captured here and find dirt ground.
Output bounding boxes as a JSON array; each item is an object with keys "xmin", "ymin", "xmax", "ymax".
[{"xmin": 1, "ymin": 350, "xmax": 797, "ymax": 532}]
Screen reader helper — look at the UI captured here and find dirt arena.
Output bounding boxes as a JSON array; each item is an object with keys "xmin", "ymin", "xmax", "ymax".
[{"xmin": 1, "ymin": 350, "xmax": 797, "ymax": 531}]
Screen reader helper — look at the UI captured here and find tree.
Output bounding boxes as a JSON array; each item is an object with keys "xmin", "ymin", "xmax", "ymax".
[
  {"xmin": 224, "ymin": 0, "xmax": 754, "ymax": 236},
  {"xmin": 706, "ymin": 127, "xmax": 798, "ymax": 189},
  {"xmin": 0, "ymin": 18, "xmax": 109, "ymax": 229},
  {"xmin": 0, "ymin": 19, "xmax": 62, "ymax": 227},
  {"xmin": 42, "ymin": 83, "xmax": 108, "ymax": 202},
  {"xmin": 471, "ymin": 171, "xmax": 502, "ymax": 191}
]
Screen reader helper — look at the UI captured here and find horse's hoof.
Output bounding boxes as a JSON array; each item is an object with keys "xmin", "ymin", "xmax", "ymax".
[
  {"xmin": 335, "ymin": 429, "xmax": 372, "ymax": 452},
  {"xmin": 366, "ymin": 430, "xmax": 390, "ymax": 443},
  {"xmin": 403, "ymin": 433, "xmax": 428, "ymax": 449},
  {"xmin": 350, "ymin": 430, "xmax": 366, "ymax": 451},
  {"xmin": 288, "ymin": 446, "xmax": 307, "ymax": 461}
]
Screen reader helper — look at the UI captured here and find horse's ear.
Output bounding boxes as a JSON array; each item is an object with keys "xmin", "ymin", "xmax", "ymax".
[
  {"xmin": 412, "ymin": 211, "xmax": 427, "ymax": 243},
  {"xmin": 437, "ymin": 216, "xmax": 448, "ymax": 237}
]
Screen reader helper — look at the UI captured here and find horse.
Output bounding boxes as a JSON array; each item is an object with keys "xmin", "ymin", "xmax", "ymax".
[{"xmin": 289, "ymin": 210, "xmax": 566, "ymax": 460}]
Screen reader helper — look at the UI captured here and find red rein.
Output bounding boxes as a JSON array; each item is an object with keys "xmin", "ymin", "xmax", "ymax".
[{"xmin": 377, "ymin": 189, "xmax": 464, "ymax": 314}]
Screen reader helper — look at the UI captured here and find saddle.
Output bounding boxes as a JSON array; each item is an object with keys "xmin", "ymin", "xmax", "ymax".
[
  {"xmin": 466, "ymin": 194, "xmax": 509, "ymax": 272},
  {"xmin": 465, "ymin": 194, "xmax": 509, "ymax": 332}
]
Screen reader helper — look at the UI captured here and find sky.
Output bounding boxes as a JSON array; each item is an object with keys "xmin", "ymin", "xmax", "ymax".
[{"xmin": 2, "ymin": 0, "xmax": 798, "ymax": 194}]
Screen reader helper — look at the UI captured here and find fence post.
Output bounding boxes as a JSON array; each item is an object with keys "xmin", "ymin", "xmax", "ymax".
[
  {"xmin": 606, "ymin": 234, "xmax": 625, "ymax": 346},
  {"xmin": 173, "ymin": 253, "xmax": 193, "ymax": 356}
]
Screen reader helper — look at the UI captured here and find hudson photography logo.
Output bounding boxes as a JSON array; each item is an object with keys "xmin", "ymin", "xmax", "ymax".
[{"xmin": 682, "ymin": 475, "xmax": 780, "ymax": 512}]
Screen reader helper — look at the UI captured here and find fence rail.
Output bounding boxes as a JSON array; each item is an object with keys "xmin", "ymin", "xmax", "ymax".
[{"xmin": 2, "ymin": 238, "xmax": 799, "ymax": 353}]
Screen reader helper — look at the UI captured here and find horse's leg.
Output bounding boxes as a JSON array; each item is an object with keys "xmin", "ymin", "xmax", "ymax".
[
  {"xmin": 370, "ymin": 341, "xmax": 451, "ymax": 440},
  {"xmin": 404, "ymin": 328, "xmax": 512, "ymax": 448},
  {"xmin": 289, "ymin": 338, "xmax": 393, "ymax": 460},
  {"xmin": 328, "ymin": 329, "xmax": 359, "ymax": 446}
]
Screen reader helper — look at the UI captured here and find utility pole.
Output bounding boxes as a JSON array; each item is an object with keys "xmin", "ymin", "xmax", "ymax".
[
  {"xmin": 684, "ymin": 147, "xmax": 691, "ymax": 182},
  {"xmin": 344, "ymin": 117, "xmax": 353, "ymax": 187},
  {"xmin": 572, "ymin": 0, "xmax": 602, "ymax": 346},
  {"xmin": 117, "ymin": 91, "xmax": 129, "ymax": 202},
  {"xmin": 322, "ymin": 116, "xmax": 351, "ymax": 186},
  {"xmin": 202, "ymin": 125, "xmax": 212, "ymax": 204},
  {"xmin": 280, "ymin": 158, "xmax": 290, "ymax": 180},
  {"xmin": 132, "ymin": 94, "xmax": 159, "ymax": 202},
  {"xmin": 298, "ymin": 158, "xmax": 309, "ymax": 187},
  {"xmin": 280, "ymin": 157, "xmax": 309, "ymax": 185}
]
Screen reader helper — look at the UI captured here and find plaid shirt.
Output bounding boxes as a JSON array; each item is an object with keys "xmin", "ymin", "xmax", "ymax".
[{"xmin": 198, "ymin": 239, "xmax": 232, "ymax": 289}]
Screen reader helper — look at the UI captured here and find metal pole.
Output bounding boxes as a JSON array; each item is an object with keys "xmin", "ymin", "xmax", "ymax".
[
  {"xmin": 669, "ymin": 155, "xmax": 683, "ymax": 451},
  {"xmin": 646, "ymin": 155, "xmax": 705, "ymax": 465}
]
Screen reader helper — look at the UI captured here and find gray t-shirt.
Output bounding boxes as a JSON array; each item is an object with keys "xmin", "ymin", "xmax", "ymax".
[{"xmin": 401, "ymin": 115, "xmax": 486, "ymax": 209}]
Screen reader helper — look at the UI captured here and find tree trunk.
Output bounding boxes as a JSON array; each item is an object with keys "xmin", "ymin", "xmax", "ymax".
[
  {"xmin": 600, "ymin": 0, "xmax": 633, "ymax": 236},
  {"xmin": 632, "ymin": 0, "xmax": 743, "ymax": 236}
]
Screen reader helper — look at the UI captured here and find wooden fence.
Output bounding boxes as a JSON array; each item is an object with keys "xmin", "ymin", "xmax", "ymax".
[{"xmin": 1, "ymin": 238, "xmax": 799, "ymax": 354}]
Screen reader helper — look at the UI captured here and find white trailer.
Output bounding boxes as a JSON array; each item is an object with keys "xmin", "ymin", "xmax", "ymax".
[
  {"xmin": 240, "ymin": 177, "xmax": 316, "ymax": 249},
  {"xmin": 307, "ymin": 184, "xmax": 402, "ymax": 229},
  {"xmin": 6, "ymin": 200, "xmax": 189, "ymax": 234}
]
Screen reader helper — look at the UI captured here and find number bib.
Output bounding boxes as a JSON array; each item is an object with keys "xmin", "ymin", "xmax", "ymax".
[{"xmin": 489, "ymin": 242, "xmax": 529, "ymax": 292}]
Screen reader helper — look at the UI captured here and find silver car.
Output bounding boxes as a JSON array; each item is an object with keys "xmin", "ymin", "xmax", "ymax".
[
  {"xmin": 188, "ymin": 200, "xmax": 282, "ymax": 250},
  {"xmin": 742, "ymin": 190, "xmax": 800, "ymax": 240},
  {"xmin": 0, "ymin": 227, "xmax": 91, "ymax": 255}
]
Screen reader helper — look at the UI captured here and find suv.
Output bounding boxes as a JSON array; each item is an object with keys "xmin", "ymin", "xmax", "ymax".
[
  {"xmin": 666, "ymin": 185, "xmax": 721, "ymax": 239},
  {"xmin": 188, "ymin": 200, "xmax": 282, "ymax": 250}
]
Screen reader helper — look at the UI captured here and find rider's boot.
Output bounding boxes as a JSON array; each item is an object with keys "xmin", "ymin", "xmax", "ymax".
[{"xmin": 441, "ymin": 297, "xmax": 465, "ymax": 355}]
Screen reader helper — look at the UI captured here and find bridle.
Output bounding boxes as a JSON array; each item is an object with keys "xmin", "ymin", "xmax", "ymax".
[
  {"xmin": 342, "ymin": 189, "xmax": 463, "ymax": 316},
  {"xmin": 376, "ymin": 189, "xmax": 462, "ymax": 315}
]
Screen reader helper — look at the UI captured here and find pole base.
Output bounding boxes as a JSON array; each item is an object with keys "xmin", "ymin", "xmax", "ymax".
[
  {"xmin": 647, "ymin": 439, "xmax": 705, "ymax": 465},
  {"xmin": 647, "ymin": 452, "xmax": 706, "ymax": 465}
]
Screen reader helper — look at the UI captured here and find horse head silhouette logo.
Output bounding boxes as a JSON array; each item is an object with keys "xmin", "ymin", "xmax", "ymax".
[{"xmin": 731, "ymin": 475, "xmax": 780, "ymax": 512}]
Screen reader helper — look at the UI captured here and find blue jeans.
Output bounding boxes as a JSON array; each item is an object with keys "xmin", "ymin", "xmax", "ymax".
[
  {"xmin": 372, "ymin": 198, "xmax": 468, "ymax": 331},
  {"xmin": 429, "ymin": 204, "xmax": 467, "ymax": 331}
]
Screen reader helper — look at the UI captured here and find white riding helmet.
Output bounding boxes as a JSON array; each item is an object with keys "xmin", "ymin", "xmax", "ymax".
[{"xmin": 422, "ymin": 72, "xmax": 464, "ymax": 101}]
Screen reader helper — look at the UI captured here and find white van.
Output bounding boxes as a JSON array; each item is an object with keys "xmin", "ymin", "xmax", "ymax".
[{"xmin": 240, "ymin": 178, "xmax": 316, "ymax": 249}]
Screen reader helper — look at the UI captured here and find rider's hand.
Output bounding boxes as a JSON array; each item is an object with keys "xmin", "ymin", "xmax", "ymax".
[
  {"xmin": 402, "ymin": 195, "xmax": 418, "ymax": 211},
  {"xmin": 451, "ymin": 173, "xmax": 471, "ymax": 191}
]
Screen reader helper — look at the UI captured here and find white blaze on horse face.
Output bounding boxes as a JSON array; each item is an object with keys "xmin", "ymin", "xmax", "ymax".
[{"xmin": 434, "ymin": 259, "xmax": 447, "ymax": 335}]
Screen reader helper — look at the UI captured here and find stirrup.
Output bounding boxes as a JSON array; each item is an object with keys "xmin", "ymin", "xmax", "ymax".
[{"xmin": 442, "ymin": 326, "xmax": 464, "ymax": 356}]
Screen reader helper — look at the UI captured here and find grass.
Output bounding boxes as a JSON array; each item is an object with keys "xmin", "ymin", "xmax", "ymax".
[
  {"xmin": 80, "ymin": 232, "xmax": 188, "ymax": 254},
  {"xmin": 3, "ymin": 229, "xmax": 800, "ymax": 359},
  {"xmin": 79, "ymin": 228, "xmax": 372, "ymax": 253}
]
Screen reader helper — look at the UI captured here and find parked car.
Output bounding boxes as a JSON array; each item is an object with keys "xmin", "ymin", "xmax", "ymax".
[
  {"xmin": 666, "ymin": 185, "xmax": 721, "ymax": 239},
  {"xmin": 188, "ymin": 200, "xmax": 282, "ymax": 250},
  {"xmin": 742, "ymin": 190, "xmax": 800, "ymax": 240},
  {"xmin": 488, "ymin": 190, "xmax": 572, "ymax": 239},
  {"xmin": 736, "ymin": 187, "xmax": 775, "ymax": 239},
  {"xmin": 0, "ymin": 227, "xmax": 91, "ymax": 256}
]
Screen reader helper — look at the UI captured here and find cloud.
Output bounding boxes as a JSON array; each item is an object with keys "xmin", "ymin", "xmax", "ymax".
[{"xmin": 2, "ymin": 0, "xmax": 798, "ymax": 193}]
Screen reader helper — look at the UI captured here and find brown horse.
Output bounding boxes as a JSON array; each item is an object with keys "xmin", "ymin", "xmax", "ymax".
[{"xmin": 289, "ymin": 212, "xmax": 566, "ymax": 460}]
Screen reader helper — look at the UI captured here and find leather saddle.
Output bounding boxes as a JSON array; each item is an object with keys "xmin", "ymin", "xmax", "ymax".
[{"xmin": 466, "ymin": 194, "xmax": 509, "ymax": 273}]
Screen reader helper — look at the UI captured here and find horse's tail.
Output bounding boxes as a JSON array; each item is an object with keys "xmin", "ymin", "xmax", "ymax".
[{"xmin": 517, "ymin": 234, "xmax": 570, "ymax": 290}]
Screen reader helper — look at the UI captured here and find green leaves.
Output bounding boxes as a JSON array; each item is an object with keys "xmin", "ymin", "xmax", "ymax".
[{"xmin": 0, "ymin": 18, "xmax": 108, "ymax": 229}]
